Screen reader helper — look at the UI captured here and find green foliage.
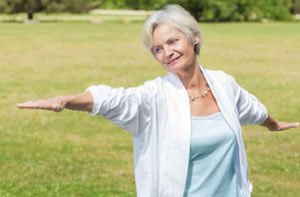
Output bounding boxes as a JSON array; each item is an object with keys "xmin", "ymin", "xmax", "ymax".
[
  {"xmin": 99, "ymin": 0, "xmax": 167, "ymax": 10},
  {"xmin": 292, "ymin": 0, "xmax": 300, "ymax": 13},
  {"xmin": 0, "ymin": 0, "xmax": 297, "ymax": 21},
  {"xmin": 168, "ymin": 0, "xmax": 293, "ymax": 21},
  {"xmin": 0, "ymin": 0, "xmax": 43, "ymax": 19},
  {"xmin": 42, "ymin": 0, "xmax": 65, "ymax": 13},
  {"xmin": 0, "ymin": 1, "xmax": 8, "ymax": 13},
  {"xmin": 0, "ymin": 0, "xmax": 100, "ymax": 16},
  {"xmin": 128, "ymin": 0, "xmax": 168, "ymax": 10},
  {"xmin": 62, "ymin": 0, "xmax": 100, "ymax": 13},
  {"xmin": 0, "ymin": 0, "xmax": 42, "ymax": 14},
  {"xmin": 100, "ymin": 0, "xmax": 129, "ymax": 9},
  {"xmin": 257, "ymin": 0, "xmax": 293, "ymax": 20}
]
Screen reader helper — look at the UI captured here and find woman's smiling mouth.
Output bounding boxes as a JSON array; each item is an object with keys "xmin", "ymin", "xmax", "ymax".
[{"xmin": 167, "ymin": 56, "xmax": 181, "ymax": 65}]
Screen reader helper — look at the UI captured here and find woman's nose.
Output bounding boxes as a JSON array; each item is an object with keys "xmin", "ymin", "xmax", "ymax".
[{"xmin": 164, "ymin": 46, "xmax": 173, "ymax": 57}]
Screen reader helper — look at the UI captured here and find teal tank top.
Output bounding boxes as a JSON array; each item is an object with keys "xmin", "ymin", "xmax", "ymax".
[{"xmin": 184, "ymin": 112, "xmax": 241, "ymax": 197}]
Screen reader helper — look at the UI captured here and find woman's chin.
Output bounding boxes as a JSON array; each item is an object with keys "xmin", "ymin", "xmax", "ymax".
[{"xmin": 165, "ymin": 63, "xmax": 189, "ymax": 73}]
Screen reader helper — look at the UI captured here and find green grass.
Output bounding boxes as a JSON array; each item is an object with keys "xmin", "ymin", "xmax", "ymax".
[
  {"xmin": 0, "ymin": 12, "xmax": 148, "ymax": 23},
  {"xmin": 0, "ymin": 22, "xmax": 299, "ymax": 196}
]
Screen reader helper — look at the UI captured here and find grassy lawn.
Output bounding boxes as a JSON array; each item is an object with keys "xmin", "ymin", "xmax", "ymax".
[
  {"xmin": 0, "ymin": 12, "xmax": 149, "ymax": 23},
  {"xmin": 0, "ymin": 22, "xmax": 299, "ymax": 196}
]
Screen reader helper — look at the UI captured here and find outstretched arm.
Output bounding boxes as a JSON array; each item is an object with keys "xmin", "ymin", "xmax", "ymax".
[
  {"xmin": 17, "ymin": 91, "xmax": 93, "ymax": 112},
  {"xmin": 261, "ymin": 114, "xmax": 299, "ymax": 132},
  {"xmin": 228, "ymin": 74, "xmax": 299, "ymax": 131}
]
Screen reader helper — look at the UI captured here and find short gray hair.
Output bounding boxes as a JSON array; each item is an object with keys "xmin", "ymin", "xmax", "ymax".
[{"xmin": 141, "ymin": 4, "xmax": 202, "ymax": 55}]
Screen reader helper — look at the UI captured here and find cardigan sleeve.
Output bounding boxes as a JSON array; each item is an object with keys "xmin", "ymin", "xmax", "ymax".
[
  {"xmin": 86, "ymin": 81, "xmax": 157, "ymax": 136},
  {"xmin": 229, "ymin": 76, "xmax": 269, "ymax": 125}
]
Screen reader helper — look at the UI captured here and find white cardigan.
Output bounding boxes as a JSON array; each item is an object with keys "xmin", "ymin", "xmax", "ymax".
[{"xmin": 87, "ymin": 65, "xmax": 268, "ymax": 197}]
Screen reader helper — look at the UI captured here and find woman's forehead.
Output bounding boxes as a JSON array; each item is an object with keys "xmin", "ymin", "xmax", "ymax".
[{"xmin": 152, "ymin": 24, "xmax": 183, "ymax": 43}]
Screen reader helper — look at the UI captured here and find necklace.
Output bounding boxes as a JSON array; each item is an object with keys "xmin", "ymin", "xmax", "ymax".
[{"xmin": 188, "ymin": 83, "xmax": 210, "ymax": 101}]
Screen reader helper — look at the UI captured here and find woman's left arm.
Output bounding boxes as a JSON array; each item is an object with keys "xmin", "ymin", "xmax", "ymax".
[
  {"xmin": 228, "ymin": 74, "xmax": 299, "ymax": 131},
  {"xmin": 261, "ymin": 115, "xmax": 299, "ymax": 132}
]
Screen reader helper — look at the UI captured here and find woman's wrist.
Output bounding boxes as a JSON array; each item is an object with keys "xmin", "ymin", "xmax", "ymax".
[
  {"xmin": 261, "ymin": 115, "xmax": 279, "ymax": 131},
  {"xmin": 60, "ymin": 92, "xmax": 94, "ymax": 112},
  {"xmin": 54, "ymin": 95, "xmax": 68, "ymax": 106}
]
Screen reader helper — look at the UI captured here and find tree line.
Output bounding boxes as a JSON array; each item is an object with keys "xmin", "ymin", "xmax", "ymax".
[{"xmin": 0, "ymin": 0, "xmax": 299, "ymax": 21}]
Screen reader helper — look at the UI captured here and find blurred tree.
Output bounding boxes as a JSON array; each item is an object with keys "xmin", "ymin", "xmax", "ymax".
[
  {"xmin": 42, "ymin": 0, "xmax": 65, "ymax": 13},
  {"xmin": 99, "ymin": 0, "xmax": 167, "ymax": 10},
  {"xmin": 63, "ymin": 0, "xmax": 100, "ymax": 13},
  {"xmin": 98, "ymin": 0, "xmax": 128, "ymax": 9},
  {"xmin": 292, "ymin": 0, "xmax": 300, "ymax": 13},
  {"xmin": 127, "ymin": 0, "xmax": 168, "ymax": 10},
  {"xmin": 166, "ymin": 0, "xmax": 292, "ymax": 21},
  {"xmin": 0, "ymin": 0, "xmax": 100, "ymax": 18},
  {"xmin": 0, "ymin": 0, "xmax": 43, "ymax": 20},
  {"xmin": 25, "ymin": 0, "xmax": 42, "ymax": 19},
  {"xmin": 0, "ymin": 0, "xmax": 295, "ymax": 21}
]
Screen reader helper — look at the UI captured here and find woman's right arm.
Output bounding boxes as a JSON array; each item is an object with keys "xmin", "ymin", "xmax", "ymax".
[{"xmin": 17, "ymin": 91, "xmax": 94, "ymax": 113}]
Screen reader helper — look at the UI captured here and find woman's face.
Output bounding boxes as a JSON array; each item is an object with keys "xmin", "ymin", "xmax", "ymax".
[{"xmin": 152, "ymin": 23, "xmax": 199, "ymax": 74}]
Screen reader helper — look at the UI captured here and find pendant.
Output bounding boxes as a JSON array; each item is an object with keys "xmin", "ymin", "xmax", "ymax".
[
  {"xmin": 201, "ymin": 90, "xmax": 208, "ymax": 97},
  {"xmin": 190, "ymin": 96, "xmax": 196, "ymax": 101}
]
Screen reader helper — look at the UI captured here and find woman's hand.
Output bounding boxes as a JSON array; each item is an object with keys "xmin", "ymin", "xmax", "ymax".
[
  {"xmin": 17, "ymin": 91, "xmax": 94, "ymax": 112},
  {"xmin": 261, "ymin": 115, "xmax": 299, "ymax": 132},
  {"xmin": 17, "ymin": 96, "xmax": 66, "ymax": 112}
]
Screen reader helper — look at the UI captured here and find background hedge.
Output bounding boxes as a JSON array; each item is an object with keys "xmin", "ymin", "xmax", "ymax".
[{"xmin": 0, "ymin": 0, "xmax": 299, "ymax": 21}]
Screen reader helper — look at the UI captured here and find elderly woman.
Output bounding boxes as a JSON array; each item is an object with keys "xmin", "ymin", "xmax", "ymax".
[{"xmin": 17, "ymin": 4, "xmax": 298, "ymax": 197}]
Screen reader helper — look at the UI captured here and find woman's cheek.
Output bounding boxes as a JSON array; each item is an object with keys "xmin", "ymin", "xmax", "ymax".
[{"xmin": 157, "ymin": 54, "xmax": 164, "ymax": 64}]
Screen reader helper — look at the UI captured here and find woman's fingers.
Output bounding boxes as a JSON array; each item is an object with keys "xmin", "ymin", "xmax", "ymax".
[
  {"xmin": 278, "ymin": 122, "xmax": 299, "ymax": 131},
  {"xmin": 17, "ymin": 101, "xmax": 42, "ymax": 109},
  {"xmin": 272, "ymin": 122, "xmax": 300, "ymax": 131},
  {"xmin": 17, "ymin": 98, "xmax": 65, "ymax": 112}
]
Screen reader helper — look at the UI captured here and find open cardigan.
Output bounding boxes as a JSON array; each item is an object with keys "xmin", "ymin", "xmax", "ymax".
[{"xmin": 87, "ymin": 65, "xmax": 268, "ymax": 197}]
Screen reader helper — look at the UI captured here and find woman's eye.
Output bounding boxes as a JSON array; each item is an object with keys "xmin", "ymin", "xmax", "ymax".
[
  {"xmin": 170, "ymin": 39, "xmax": 178, "ymax": 44},
  {"xmin": 153, "ymin": 47, "xmax": 161, "ymax": 54}
]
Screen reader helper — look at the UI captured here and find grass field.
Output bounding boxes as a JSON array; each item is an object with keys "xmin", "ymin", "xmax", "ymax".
[
  {"xmin": 0, "ymin": 12, "xmax": 149, "ymax": 23},
  {"xmin": 0, "ymin": 21, "xmax": 299, "ymax": 196}
]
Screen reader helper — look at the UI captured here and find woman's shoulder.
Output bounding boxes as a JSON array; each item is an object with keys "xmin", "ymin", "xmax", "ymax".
[
  {"xmin": 143, "ymin": 76, "xmax": 164, "ymax": 88},
  {"xmin": 138, "ymin": 76, "xmax": 164, "ymax": 96},
  {"xmin": 205, "ymin": 68, "xmax": 235, "ymax": 83}
]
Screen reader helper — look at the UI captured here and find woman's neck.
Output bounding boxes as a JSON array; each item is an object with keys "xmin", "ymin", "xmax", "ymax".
[{"xmin": 175, "ymin": 60, "xmax": 203, "ymax": 90}]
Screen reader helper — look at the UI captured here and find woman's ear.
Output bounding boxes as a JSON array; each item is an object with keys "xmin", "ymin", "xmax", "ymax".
[
  {"xmin": 194, "ymin": 34, "xmax": 200, "ymax": 45},
  {"xmin": 193, "ymin": 34, "xmax": 200, "ymax": 55}
]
